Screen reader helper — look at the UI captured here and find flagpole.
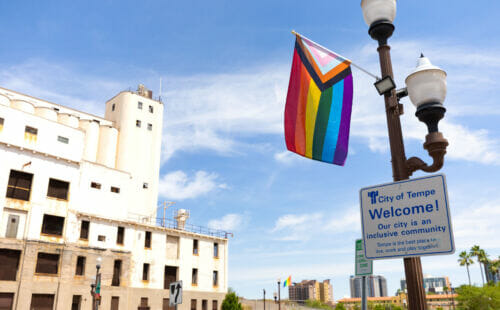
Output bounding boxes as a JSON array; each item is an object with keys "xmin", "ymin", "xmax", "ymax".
[{"xmin": 291, "ymin": 30, "xmax": 381, "ymax": 81}]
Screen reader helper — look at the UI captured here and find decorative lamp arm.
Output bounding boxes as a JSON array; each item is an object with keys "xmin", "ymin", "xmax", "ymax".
[{"xmin": 406, "ymin": 132, "xmax": 448, "ymax": 176}]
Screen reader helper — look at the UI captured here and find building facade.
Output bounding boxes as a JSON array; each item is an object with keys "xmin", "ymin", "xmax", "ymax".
[
  {"xmin": 349, "ymin": 275, "xmax": 387, "ymax": 298},
  {"xmin": 401, "ymin": 275, "xmax": 450, "ymax": 294},
  {"xmin": 288, "ymin": 280, "xmax": 332, "ymax": 303},
  {"xmin": 0, "ymin": 86, "xmax": 229, "ymax": 310}
]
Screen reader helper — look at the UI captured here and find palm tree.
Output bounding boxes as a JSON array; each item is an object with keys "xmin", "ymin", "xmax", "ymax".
[
  {"xmin": 470, "ymin": 245, "xmax": 485, "ymax": 285},
  {"xmin": 478, "ymin": 249, "xmax": 489, "ymax": 282},
  {"xmin": 458, "ymin": 251, "xmax": 474, "ymax": 286},
  {"xmin": 488, "ymin": 257, "xmax": 500, "ymax": 282}
]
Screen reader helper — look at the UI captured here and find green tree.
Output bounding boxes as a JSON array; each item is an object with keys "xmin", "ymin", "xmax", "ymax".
[
  {"xmin": 470, "ymin": 245, "xmax": 485, "ymax": 285},
  {"xmin": 488, "ymin": 257, "xmax": 500, "ymax": 281},
  {"xmin": 455, "ymin": 284, "xmax": 500, "ymax": 309},
  {"xmin": 334, "ymin": 303, "xmax": 346, "ymax": 310},
  {"xmin": 458, "ymin": 251, "xmax": 474, "ymax": 286},
  {"xmin": 222, "ymin": 289, "xmax": 242, "ymax": 310}
]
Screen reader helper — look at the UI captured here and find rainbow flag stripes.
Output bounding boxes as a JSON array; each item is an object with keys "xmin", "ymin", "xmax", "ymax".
[
  {"xmin": 284, "ymin": 35, "xmax": 354, "ymax": 166},
  {"xmin": 283, "ymin": 276, "xmax": 292, "ymax": 287}
]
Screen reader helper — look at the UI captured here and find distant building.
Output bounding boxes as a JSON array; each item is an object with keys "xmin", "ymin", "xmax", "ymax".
[
  {"xmin": 401, "ymin": 275, "xmax": 450, "ymax": 294},
  {"xmin": 350, "ymin": 275, "xmax": 388, "ymax": 298},
  {"xmin": 288, "ymin": 279, "xmax": 333, "ymax": 303}
]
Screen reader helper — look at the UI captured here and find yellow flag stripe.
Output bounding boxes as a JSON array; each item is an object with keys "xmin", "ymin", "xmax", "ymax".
[{"xmin": 305, "ymin": 80, "xmax": 321, "ymax": 158}]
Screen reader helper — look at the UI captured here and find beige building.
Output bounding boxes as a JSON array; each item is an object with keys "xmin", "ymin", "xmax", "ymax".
[
  {"xmin": 288, "ymin": 280, "xmax": 332, "ymax": 304},
  {"xmin": 0, "ymin": 85, "xmax": 229, "ymax": 310}
]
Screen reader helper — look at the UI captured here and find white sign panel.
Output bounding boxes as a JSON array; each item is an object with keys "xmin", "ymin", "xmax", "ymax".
[
  {"xmin": 360, "ymin": 174, "xmax": 454, "ymax": 259},
  {"xmin": 169, "ymin": 281, "xmax": 183, "ymax": 306},
  {"xmin": 355, "ymin": 239, "xmax": 372, "ymax": 276}
]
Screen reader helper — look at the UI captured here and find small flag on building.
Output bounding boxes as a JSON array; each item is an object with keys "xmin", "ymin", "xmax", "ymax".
[
  {"xmin": 284, "ymin": 33, "xmax": 354, "ymax": 166},
  {"xmin": 283, "ymin": 276, "xmax": 292, "ymax": 287}
]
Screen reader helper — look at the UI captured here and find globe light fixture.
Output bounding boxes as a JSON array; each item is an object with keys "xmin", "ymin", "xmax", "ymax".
[
  {"xmin": 361, "ymin": 0, "xmax": 396, "ymax": 26},
  {"xmin": 96, "ymin": 256, "xmax": 102, "ymax": 269}
]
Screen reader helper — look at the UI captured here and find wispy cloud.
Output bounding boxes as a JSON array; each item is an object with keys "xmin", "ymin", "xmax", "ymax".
[
  {"xmin": 208, "ymin": 213, "xmax": 245, "ymax": 231},
  {"xmin": 158, "ymin": 170, "xmax": 226, "ymax": 200}
]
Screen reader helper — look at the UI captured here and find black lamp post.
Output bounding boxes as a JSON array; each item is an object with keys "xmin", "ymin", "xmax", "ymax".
[
  {"xmin": 361, "ymin": 1, "xmax": 449, "ymax": 310},
  {"xmin": 277, "ymin": 279, "xmax": 281, "ymax": 310}
]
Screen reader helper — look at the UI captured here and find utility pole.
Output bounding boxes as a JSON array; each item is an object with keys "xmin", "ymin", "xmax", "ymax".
[{"xmin": 263, "ymin": 289, "xmax": 266, "ymax": 310}]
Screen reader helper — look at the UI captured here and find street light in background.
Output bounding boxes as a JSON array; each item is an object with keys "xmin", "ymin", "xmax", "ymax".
[
  {"xmin": 276, "ymin": 279, "xmax": 281, "ymax": 310},
  {"xmin": 91, "ymin": 256, "xmax": 102, "ymax": 310},
  {"xmin": 361, "ymin": 0, "xmax": 448, "ymax": 309}
]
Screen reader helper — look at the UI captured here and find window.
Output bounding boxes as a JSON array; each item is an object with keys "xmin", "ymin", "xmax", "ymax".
[
  {"xmin": 213, "ymin": 271, "xmax": 218, "ymax": 287},
  {"xmin": 147, "ymin": 123, "xmax": 152, "ymax": 131},
  {"xmin": 141, "ymin": 298, "xmax": 149, "ymax": 307},
  {"xmin": 214, "ymin": 243, "xmax": 219, "ymax": 258},
  {"xmin": 143, "ymin": 182, "xmax": 149, "ymax": 189},
  {"xmin": 24, "ymin": 126, "xmax": 38, "ymax": 142},
  {"xmin": 80, "ymin": 220, "xmax": 89, "ymax": 240},
  {"xmin": 35, "ymin": 253, "xmax": 59, "ymax": 274},
  {"xmin": 202, "ymin": 300, "xmax": 208, "ymax": 310},
  {"xmin": 138, "ymin": 102, "xmax": 143, "ymax": 109},
  {"xmin": 191, "ymin": 299, "xmax": 197, "ymax": 310},
  {"xmin": 41, "ymin": 214, "xmax": 65, "ymax": 236},
  {"xmin": 192, "ymin": 268, "xmax": 198, "ymax": 285},
  {"xmin": 212, "ymin": 300, "xmax": 218, "ymax": 310},
  {"xmin": 0, "ymin": 117, "xmax": 4, "ymax": 130},
  {"xmin": 111, "ymin": 186, "xmax": 120, "ymax": 193},
  {"xmin": 149, "ymin": 105, "xmax": 154, "ymax": 113},
  {"xmin": 112, "ymin": 260, "xmax": 122, "ymax": 286},
  {"xmin": 97, "ymin": 235, "xmax": 106, "ymax": 242},
  {"xmin": 0, "ymin": 293, "xmax": 14, "ymax": 310},
  {"xmin": 30, "ymin": 294, "xmax": 54, "ymax": 310},
  {"xmin": 117, "ymin": 226, "xmax": 124, "ymax": 245},
  {"xmin": 6, "ymin": 170, "xmax": 33, "ymax": 201},
  {"xmin": 47, "ymin": 178, "xmax": 69, "ymax": 200},
  {"xmin": 193, "ymin": 240, "xmax": 199, "ymax": 255},
  {"xmin": 75, "ymin": 256, "xmax": 85, "ymax": 276},
  {"xmin": 111, "ymin": 104, "xmax": 116, "ymax": 111},
  {"xmin": 90, "ymin": 182, "xmax": 101, "ymax": 189},
  {"xmin": 142, "ymin": 263, "xmax": 150, "ymax": 281},
  {"xmin": 0, "ymin": 249, "xmax": 21, "ymax": 281},
  {"xmin": 111, "ymin": 297, "xmax": 119, "ymax": 310},
  {"xmin": 164, "ymin": 266, "xmax": 178, "ymax": 289},
  {"xmin": 71, "ymin": 295, "xmax": 82, "ymax": 310},
  {"xmin": 136, "ymin": 120, "xmax": 141, "ymax": 128},
  {"xmin": 145, "ymin": 231, "xmax": 152, "ymax": 248},
  {"xmin": 57, "ymin": 136, "xmax": 69, "ymax": 144}
]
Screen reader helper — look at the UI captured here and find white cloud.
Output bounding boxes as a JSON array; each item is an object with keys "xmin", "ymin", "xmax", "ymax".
[
  {"xmin": 158, "ymin": 170, "xmax": 226, "ymax": 200},
  {"xmin": 208, "ymin": 214, "xmax": 245, "ymax": 231}
]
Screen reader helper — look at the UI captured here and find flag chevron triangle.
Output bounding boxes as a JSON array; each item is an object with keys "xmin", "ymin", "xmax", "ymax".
[{"xmin": 295, "ymin": 39, "xmax": 351, "ymax": 91}]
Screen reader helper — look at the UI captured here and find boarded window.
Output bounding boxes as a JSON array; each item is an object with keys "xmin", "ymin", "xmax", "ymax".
[
  {"xmin": 6, "ymin": 170, "xmax": 33, "ymax": 201},
  {"xmin": 202, "ymin": 300, "xmax": 208, "ymax": 310},
  {"xmin": 30, "ymin": 294, "xmax": 54, "ymax": 310},
  {"xmin": 80, "ymin": 220, "xmax": 89, "ymax": 240},
  {"xmin": 47, "ymin": 178, "xmax": 69, "ymax": 200},
  {"xmin": 164, "ymin": 266, "xmax": 178, "ymax": 289},
  {"xmin": 213, "ymin": 271, "xmax": 218, "ymax": 286},
  {"xmin": 145, "ymin": 231, "xmax": 151, "ymax": 248},
  {"xmin": 111, "ymin": 297, "xmax": 119, "ymax": 310},
  {"xmin": 112, "ymin": 260, "xmax": 121, "ymax": 286},
  {"xmin": 212, "ymin": 300, "xmax": 218, "ymax": 310},
  {"xmin": 57, "ymin": 136, "xmax": 69, "ymax": 144},
  {"xmin": 90, "ymin": 182, "xmax": 101, "ymax": 189},
  {"xmin": 214, "ymin": 243, "xmax": 219, "ymax": 258},
  {"xmin": 0, "ymin": 249, "xmax": 21, "ymax": 281},
  {"xmin": 6, "ymin": 214, "xmax": 20, "ymax": 238},
  {"xmin": 142, "ymin": 263, "xmax": 150, "ymax": 281},
  {"xmin": 192, "ymin": 268, "xmax": 198, "ymax": 285},
  {"xmin": 117, "ymin": 227, "xmax": 124, "ymax": 245},
  {"xmin": 193, "ymin": 240, "xmax": 199, "ymax": 255},
  {"xmin": 0, "ymin": 293, "xmax": 14, "ymax": 310},
  {"xmin": 111, "ymin": 186, "xmax": 120, "ymax": 193},
  {"xmin": 71, "ymin": 295, "xmax": 81, "ymax": 310},
  {"xmin": 35, "ymin": 253, "xmax": 59, "ymax": 274},
  {"xmin": 41, "ymin": 214, "xmax": 64, "ymax": 236},
  {"xmin": 75, "ymin": 256, "xmax": 85, "ymax": 276},
  {"xmin": 191, "ymin": 299, "xmax": 197, "ymax": 310}
]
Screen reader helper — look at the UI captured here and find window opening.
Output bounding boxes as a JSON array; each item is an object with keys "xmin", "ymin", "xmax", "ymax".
[
  {"xmin": 164, "ymin": 266, "xmax": 178, "ymax": 289},
  {"xmin": 213, "ymin": 271, "xmax": 218, "ymax": 287},
  {"xmin": 149, "ymin": 105, "xmax": 154, "ymax": 113},
  {"xmin": 145, "ymin": 231, "xmax": 152, "ymax": 248},
  {"xmin": 117, "ymin": 226, "xmax": 125, "ymax": 245},
  {"xmin": 6, "ymin": 170, "xmax": 33, "ymax": 201},
  {"xmin": 142, "ymin": 263, "xmax": 150, "ymax": 281},
  {"xmin": 98, "ymin": 235, "xmax": 106, "ymax": 242},
  {"xmin": 202, "ymin": 300, "xmax": 208, "ymax": 310},
  {"xmin": 71, "ymin": 295, "xmax": 82, "ymax": 310},
  {"xmin": 90, "ymin": 182, "xmax": 101, "ymax": 189},
  {"xmin": 80, "ymin": 220, "xmax": 89, "ymax": 240},
  {"xmin": 138, "ymin": 102, "xmax": 143, "ymax": 109},
  {"xmin": 191, "ymin": 299, "xmax": 197, "ymax": 310},
  {"xmin": 0, "ymin": 249, "xmax": 21, "ymax": 281},
  {"xmin": 30, "ymin": 294, "xmax": 55, "ymax": 310},
  {"xmin": 136, "ymin": 120, "xmax": 141, "ymax": 128},
  {"xmin": 111, "ymin": 186, "xmax": 120, "ymax": 193},
  {"xmin": 112, "ymin": 260, "xmax": 122, "ymax": 286},
  {"xmin": 57, "ymin": 136, "xmax": 69, "ymax": 144},
  {"xmin": 75, "ymin": 256, "xmax": 85, "ymax": 276},
  {"xmin": 212, "ymin": 300, "xmax": 218, "ymax": 310},
  {"xmin": 35, "ymin": 253, "xmax": 59, "ymax": 274},
  {"xmin": 111, "ymin": 103, "xmax": 116, "ymax": 111},
  {"xmin": 214, "ymin": 243, "xmax": 219, "ymax": 258},
  {"xmin": 193, "ymin": 240, "xmax": 199, "ymax": 255},
  {"xmin": 24, "ymin": 126, "xmax": 38, "ymax": 142},
  {"xmin": 41, "ymin": 214, "xmax": 64, "ymax": 236},
  {"xmin": 192, "ymin": 268, "xmax": 198, "ymax": 285},
  {"xmin": 47, "ymin": 178, "xmax": 69, "ymax": 200}
]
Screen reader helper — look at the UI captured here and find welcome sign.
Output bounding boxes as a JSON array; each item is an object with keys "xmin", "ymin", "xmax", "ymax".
[{"xmin": 359, "ymin": 174, "xmax": 454, "ymax": 259}]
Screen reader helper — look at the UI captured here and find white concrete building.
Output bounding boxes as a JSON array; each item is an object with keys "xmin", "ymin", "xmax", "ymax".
[{"xmin": 0, "ymin": 85, "xmax": 229, "ymax": 310}]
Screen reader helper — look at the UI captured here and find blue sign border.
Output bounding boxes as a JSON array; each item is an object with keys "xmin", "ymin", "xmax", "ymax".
[{"xmin": 359, "ymin": 174, "xmax": 454, "ymax": 260}]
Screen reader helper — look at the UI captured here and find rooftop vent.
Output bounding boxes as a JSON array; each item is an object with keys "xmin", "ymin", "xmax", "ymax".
[{"xmin": 137, "ymin": 84, "xmax": 153, "ymax": 99}]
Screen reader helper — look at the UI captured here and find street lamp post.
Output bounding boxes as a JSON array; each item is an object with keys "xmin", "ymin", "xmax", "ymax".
[
  {"xmin": 361, "ymin": 1, "xmax": 449, "ymax": 310},
  {"xmin": 263, "ymin": 289, "xmax": 266, "ymax": 310},
  {"xmin": 91, "ymin": 257, "xmax": 102, "ymax": 310},
  {"xmin": 277, "ymin": 279, "xmax": 281, "ymax": 310}
]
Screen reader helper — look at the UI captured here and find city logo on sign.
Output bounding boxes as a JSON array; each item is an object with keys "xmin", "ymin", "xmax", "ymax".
[{"xmin": 368, "ymin": 190, "xmax": 379, "ymax": 205}]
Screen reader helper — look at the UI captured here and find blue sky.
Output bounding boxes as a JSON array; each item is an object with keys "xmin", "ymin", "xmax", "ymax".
[{"xmin": 1, "ymin": 0, "xmax": 499, "ymax": 300}]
